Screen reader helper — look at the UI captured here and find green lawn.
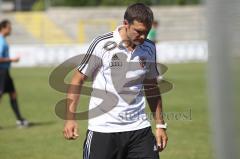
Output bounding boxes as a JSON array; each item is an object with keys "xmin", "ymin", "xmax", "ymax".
[{"xmin": 0, "ymin": 63, "xmax": 213, "ymax": 159}]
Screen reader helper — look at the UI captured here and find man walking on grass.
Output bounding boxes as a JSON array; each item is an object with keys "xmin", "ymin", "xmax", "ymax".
[
  {"xmin": 63, "ymin": 3, "xmax": 168, "ymax": 159},
  {"xmin": 0, "ymin": 19, "xmax": 29, "ymax": 128}
]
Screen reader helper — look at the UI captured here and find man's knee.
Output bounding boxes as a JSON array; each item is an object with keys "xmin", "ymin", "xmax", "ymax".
[{"xmin": 9, "ymin": 92, "xmax": 17, "ymax": 99}]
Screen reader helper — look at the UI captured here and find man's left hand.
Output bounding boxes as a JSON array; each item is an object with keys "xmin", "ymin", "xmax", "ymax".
[{"xmin": 155, "ymin": 128, "xmax": 168, "ymax": 152}]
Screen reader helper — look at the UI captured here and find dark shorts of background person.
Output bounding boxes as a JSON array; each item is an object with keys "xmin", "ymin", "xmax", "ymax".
[
  {"xmin": 83, "ymin": 127, "xmax": 160, "ymax": 159},
  {"xmin": 0, "ymin": 69, "xmax": 15, "ymax": 95}
]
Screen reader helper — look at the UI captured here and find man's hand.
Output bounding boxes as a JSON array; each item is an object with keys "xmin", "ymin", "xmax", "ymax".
[
  {"xmin": 11, "ymin": 56, "xmax": 20, "ymax": 63},
  {"xmin": 155, "ymin": 128, "xmax": 168, "ymax": 152},
  {"xmin": 63, "ymin": 120, "xmax": 79, "ymax": 140}
]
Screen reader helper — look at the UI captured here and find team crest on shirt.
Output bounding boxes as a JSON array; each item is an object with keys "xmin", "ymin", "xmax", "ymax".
[{"xmin": 139, "ymin": 57, "xmax": 146, "ymax": 68}]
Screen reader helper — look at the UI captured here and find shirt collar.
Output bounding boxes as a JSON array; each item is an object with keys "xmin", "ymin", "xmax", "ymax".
[
  {"xmin": 113, "ymin": 25, "xmax": 133, "ymax": 50},
  {"xmin": 113, "ymin": 26, "xmax": 141, "ymax": 52},
  {"xmin": 113, "ymin": 25, "xmax": 124, "ymax": 45}
]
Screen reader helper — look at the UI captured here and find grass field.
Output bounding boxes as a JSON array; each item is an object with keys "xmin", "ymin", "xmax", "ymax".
[{"xmin": 0, "ymin": 63, "xmax": 213, "ymax": 159}]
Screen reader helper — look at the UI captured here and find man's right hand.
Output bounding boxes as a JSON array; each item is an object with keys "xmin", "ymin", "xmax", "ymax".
[
  {"xmin": 11, "ymin": 56, "xmax": 20, "ymax": 62},
  {"xmin": 63, "ymin": 120, "xmax": 79, "ymax": 140}
]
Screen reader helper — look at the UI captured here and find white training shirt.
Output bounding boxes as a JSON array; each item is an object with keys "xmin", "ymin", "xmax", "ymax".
[{"xmin": 77, "ymin": 26, "xmax": 159, "ymax": 133}]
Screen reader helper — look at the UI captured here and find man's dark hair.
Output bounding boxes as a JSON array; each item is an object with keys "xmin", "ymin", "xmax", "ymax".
[
  {"xmin": 124, "ymin": 3, "xmax": 153, "ymax": 29},
  {"xmin": 0, "ymin": 19, "xmax": 10, "ymax": 31}
]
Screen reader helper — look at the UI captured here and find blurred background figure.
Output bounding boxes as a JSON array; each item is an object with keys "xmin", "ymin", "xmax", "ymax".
[
  {"xmin": 147, "ymin": 20, "xmax": 158, "ymax": 43},
  {"xmin": 0, "ymin": 19, "xmax": 29, "ymax": 128}
]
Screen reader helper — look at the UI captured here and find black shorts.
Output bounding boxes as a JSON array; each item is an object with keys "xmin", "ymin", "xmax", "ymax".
[
  {"xmin": 0, "ymin": 69, "xmax": 15, "ymax": 95},
  {"xmin": 83, "ymin": 127, "xmax": 160, "ymax": 159}
]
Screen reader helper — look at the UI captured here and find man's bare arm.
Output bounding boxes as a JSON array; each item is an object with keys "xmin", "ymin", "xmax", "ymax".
[
  {"xmin": 143, "ymin": 78, "xmax": 164, "ymax": 123},
  {"xmin": 63, "ymin": 70, "xmax": 87, "ymax": 140},
  {"xmin": 143, "ymin": 78, "xmax": 168, "ymax": 151},
  {"xmin": 0, "ymin": 57, "xmax": 19, "ymax": 63}
]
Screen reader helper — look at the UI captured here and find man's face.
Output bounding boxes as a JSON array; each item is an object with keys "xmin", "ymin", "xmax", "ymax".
[
  {"xmin": 125, "ymin": 20, "xmax": 150, "ymax": 45},
  {"xmin": 3, "ymin": 23, "xmax": 12, "ymax": 36}
]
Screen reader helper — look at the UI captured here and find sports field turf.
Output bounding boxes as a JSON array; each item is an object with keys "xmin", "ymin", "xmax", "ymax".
[{"xmin": 0, "ymin": 63, "xmax": 213, "ymax": 159}]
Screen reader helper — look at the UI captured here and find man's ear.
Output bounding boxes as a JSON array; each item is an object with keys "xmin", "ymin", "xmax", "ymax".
[{"xmin": 123, "ymin": 20, "xmax": 129, "ymax": 27}]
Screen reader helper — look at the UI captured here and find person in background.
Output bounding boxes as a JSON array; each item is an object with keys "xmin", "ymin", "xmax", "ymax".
[
  {"xmin": 0, "ymin": 19, "xmax": 29, "ymax": 128},
  {"xmin": 147, "ymin": 20, "xmax": 159, "ymax": 43}
]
